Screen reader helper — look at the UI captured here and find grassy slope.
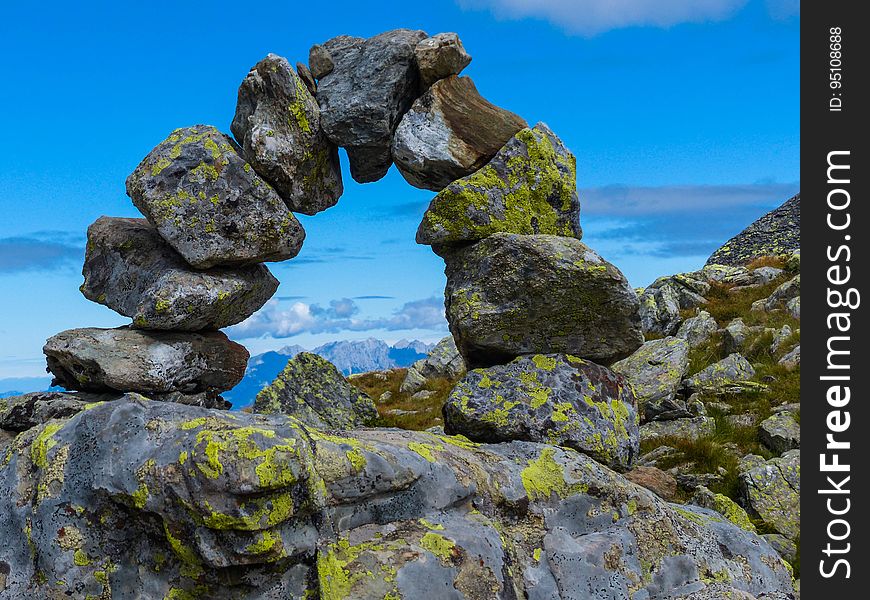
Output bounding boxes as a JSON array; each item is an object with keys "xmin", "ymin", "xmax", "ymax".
[{"xmin": 348, "ymin": 369, "xmax": 458, "ymax": 430}]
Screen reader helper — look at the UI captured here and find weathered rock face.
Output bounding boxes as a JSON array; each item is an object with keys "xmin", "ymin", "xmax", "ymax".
[
  {"xmin": 314, "ymin": 29, "xmax": 428, "ymax": 183},
  {"xmin": 0, "ymin": 400, "xmax": 794, "ymax": 599},
  {"xmin": 639, "ymin": 417, "xmax": 716, "ymax": 443},
  {"xmin": 417, "ymin": 123, "xmax": 581, "ymax": 246},
  {"xmin": 43, "ymin": 328, "xmax": 248, "ymax": 395},
  {"xmin": 759, "ymin": 412, "xmax": 800, "ymax": 454},
  {"xmin": 414, "ymin": 32, "xmax": 472, "ymax": 88},
  {"xmin": 442, "ymin": 233, "xmax": 643, "ymax": 367},
  {"xmin": 624, "ymin": 466, "xmax": 678, "ymax": 501},
  {"xmin": 707, "ymin": 193, "xmax": 800, "ymax": 266},
  {"xmin": 612, "ymin": 337, "xmax": 689, "ymax": 422},
  {"xmin": 399, "ymin": 335, "xmax": 466, "ymax": 394},
  {"xmin": 739, "ymin": 450, "xmax": 800, "ymax": 540},
  {"xmin": 231, "ymin": 54, "xmax": 343, "ymax": 215},
  {"xmin": 638, "ymin": 284, "xmax": 682, "ymax": 336},
  {"xmin": 126, "ymin": 125, "xmax": 305, "ymax": 268},
  {"xmin": 254, "ymin": 352, "xmax": 377, "ymax": 430},
  {"xmin": 676, "ymin": 311, "xmax": 717, "ymax": 349},
  {"xmin": 0, "ymin": 391, "xmax": 106, "ymax": 432},
  {"xmin": 392, "ymin": 76, "xmax": 527, "ymax": 190},
  {"xmin": 690, "ymin": 486, "xmax": 756, "ymax": 532},
  {"xmin": 81, "ymin": 217, "xmax": 278, "ymax": 331},
  {"xmin": 443, "ymin": 354, "xmax": 640, "ymax": 470},
  {"xmin": 684, "ymin": 354, "xmax": 757, "ymax": 395}
]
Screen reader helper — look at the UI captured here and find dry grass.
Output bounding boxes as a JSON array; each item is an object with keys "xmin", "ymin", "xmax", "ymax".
[
  {"xmin": 348, "ymin": 369, "xmax": 459, "ymax": 430},
  {"xmin": 746, "ymin": 256, "xmax": 788, "ymax": 270}
]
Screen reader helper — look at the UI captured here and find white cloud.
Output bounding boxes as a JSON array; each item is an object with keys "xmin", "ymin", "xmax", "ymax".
[
  {"xmin": 229, "ymin": 296, "xmax": 447, "ymax": 339},
  {"xmin": 457, "ymin": 0, "xmax": 750, "ymax": 35}
]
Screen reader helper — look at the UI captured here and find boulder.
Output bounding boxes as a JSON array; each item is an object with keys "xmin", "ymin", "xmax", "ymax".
[
  {"xmin": 778, "ymin": 345, "xmax": 800, "ymax": 370},
  {"xmin": 231, "ymin": 54, "xmax": 342, "ymax": 215},
  {"xmin": 706, "ymin": 193, "xmax": 800, "ymax": 266},
  {"xmin": 769, "ymin": 324, "xmax": 793, "ymax": 354},
  {"xmin": 639, "ymin": 417, "xmax": 716, "ymax": 443},
  {"xmin": 624, "ymin": 466, "xmax": 678, "ymax": 501},
  {"xmin": 638, "ymin": 284, "xmax": 682, "ymax": 336},
  {"xmin": 392, "ymin": 76, "xmax": 526, "ymax": 190},
  {"xmin": 43, "ymin": 327, "xmax": 248, "ymax": 395},
  {"xmin": 684, "ymin": 354, "xmax": 757, "ymax": 395},
  {"xmin": 763, "ymin": 275, "xmax": 800, "ymax": 311},
  {"xmin": 759, "ymin": 412, "xmax": 800, "ymax": 454},
  {"xmin": 690, "ymin": 486, "xmax": 756, "ymax": 532},
  {"xmin": 646, "ymin": 274, "xmax": 709, "ymax": 309},
  {"xmin": 254, "ymin": 352, "xmax": 378, "ymax": 430},
  {"xmin": 126, "ymin": 125, "xmax": 305, "ymax": 268},
  {"xmin": 80, "ymin": 217, "xmax": 278, "ymax": 331},
  {"xmin": 443, "ymin": 354, "xmax": 640, "ymax": 470},
  {"xmin": 722, "ymin": 318, "xmax": 752, "ymax": 354},
  {"xmin": 0, "ymin": 391, "xmax": 107, "ymax": 432},
  {"xmin": 739, "ymin": 450, "xmax": 800, "ymax": 540},
  {"xmin": 787, "ymin": 296, "xmax": 800, "ymax": 319},
  {"xmin": 417, "ymin": 123, "xmax": 581, "ymax": 246},
  {"xmin": 414, "ymin": 32, "xmax": 472, "ymax": 88},
  {"xmin": 442, "ymin": 233, "xmax": 643, "ymax": 367},
  {"xmin": 676, "ymin": 310, "xmax": 717, "ymax": 348},
  {"xmin": 314, "ymin": 29, "xmax": 428, "ymax": 182},
  {"xmin": 0, "ymin": 399, "xmax": 794, "ymax": 599},
  {"xmin": 399, "ymin": 335, "xmax": 466, "ymax": 394},
  {"xmin": 611, "ymin": 337, "xmax": 690, "ymax": 421}
]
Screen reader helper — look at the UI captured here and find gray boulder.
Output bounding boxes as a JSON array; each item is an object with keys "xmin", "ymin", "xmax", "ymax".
[
  {"xmin": 638, "ymin": 284, "xmax": 682, "ymax": 336},
  {"xmin": 646, "ymin": 273, "xmax": 709, "ymax": 309},
  {"xmin": 778, "ymin": 345, "xmax": 800, "ymax": 370},
  {"xmin": 770, "ymin": 324, "xmax": 793, "ymax": 354},
  {"xmin": 739, "ymin": 450, "xmax": 800, "ymax": 540},
  {"xmin": 231, "ymin": 54, "xmax": 342, "ymax": 215},
  {"xmin": 690, "ymin": 485, "xmax": 756, "ymax": 532},
  {"xmin": 723, "ymin": 318, "xmax": 752, "ymax": 354},
  {"xmin": 0, "ymin": 399, "xmax": 793, "ymax": 599},
  {"xmin": 676, "ymin": 310, "xmax": 717, "ymax": 348},
  {"xmin": 0, "ymin": 391, "xmax": 106, "ymax": 432},
  {"xmin": 443, "ymin": 354, "xmax": 640, "ymax": 470},
  {"xmin": 126, "ymin": 125, "xmax": 305, "ymax": 268},
  {"xmin": 639, "ymin": 417, "xmax": 716, "ymax": 443},
  {"xmin": 442, "ymin": 233, "xmax": 643, "ymax": 367},
  {"xmin": 415, "ymin": 32, "xmax": 472, "ymax": 88},
  {"xmin": 43, "ymin": 327, "xmax": 248, "ymax": 395},
  {"xmin": 764, "ymin": 275, "xmax": 801, "ymax": 311},
  {"xmin": 417, "ymin": 123, "xmax": 581, "ymax": 246},
  {"xmin": 393, "ymin": 76, "xmax": 527, "ymax": 191},
  {"xmin": 80, "ymin": 217, "xmax": 278, "ymax": 331},
  {"xmin": 612, "ymin": 337, "xmax": 690, "ymax": 422},
  {"xmin": 684, "ymin": 354, "xmax": 758, "ymax": 395},
  {"xmin": 399, "ymin": 335, "xmax": 466, "ymax": 394},
  {"xmin": 314, "ymin": 29, "xmax": 428, "ymax": 182},
  {"xmin": 787, "ymin": 296, "xmax": 800, "ymax": 319},
  {"xmin": 759, "ymin": 412, "xmax": 800, "ymax": 454},
  {"xmin": 254, "ymin": 352, "xmax": 378, "ymax": 430}
]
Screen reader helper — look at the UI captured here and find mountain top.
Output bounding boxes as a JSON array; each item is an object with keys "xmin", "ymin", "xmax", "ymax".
[{"xmin": 706, "ymin": 193, "xmax": 800, "ymax": 266}]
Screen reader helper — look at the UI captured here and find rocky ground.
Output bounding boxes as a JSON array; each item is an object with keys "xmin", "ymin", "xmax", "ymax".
[{"xmin": 0, "ymin": 27, "xmax": 800, "ymax": 600}]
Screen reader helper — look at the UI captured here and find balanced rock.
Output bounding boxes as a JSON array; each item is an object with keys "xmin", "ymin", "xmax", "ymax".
[
  {"xmin": 254, "ymin": 352, "xmax": 378, "ymax": 429},
  {"xmin": 739, "ymin": 450, "xmax": 800, "ymax": 540},
  {"xmin": 392, "ymin": 76, "xmax": 526, "ymax": 190},
  {"xmin": 759, "ymin": 411, "xmax": 800, "ymax": 454},
  {"xmin": 81, "ymin": 217, "xmax": 278, "ymax": 331},
  {"xmin": 415, "ymin": 32, "xmax": 472, "ymax": 88},
  {"xmin": 684, "ymin": 353, "xmax": 757, "ymax": 395},
  {"xmin": 612, "ymin": 337, "xmax": 690, "ymax": 422},
  {"xmin": 314, "ymin": 29, "xmax": 428, "ymax": 182},
  {"xmin": 43, "ymin": 327, "xmax": 248, "ymax": 395},
  {"xmin": 126, "ymin": 125, "xmax": 305, "ymax": 268},
  {"xmin": 443, "ymin": 354, "xmax": 640, "ymax": 470},
  {"xmin": 231, "ymin": 54, "xmax": 342, "ymax": 215},
  {"xmin": 707, "ymin": 193, "xmax": 800, "ymax": 266},
  {"xmin": 676, "ymin": 310, "xmax": 717, "ymax": 348},
  {"xmin": 442, "ymin": 233, "xmax": 643, "ymax": 367},
  {"xmin": 399, "ymin": 335, "xmax": 466, "ymax": 394},
  {"xmin": 0, "ymin": 400, "xmax": 794, "ymax": 599},
  {"xmin": 417, "ymin": 123, "xmax": 580, "ymax": 246}
]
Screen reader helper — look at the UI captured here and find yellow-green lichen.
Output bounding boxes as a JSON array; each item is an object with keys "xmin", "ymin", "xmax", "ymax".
[{"xmin": 420, "ymin": 532, "xmax": 456, "ymax": 561}]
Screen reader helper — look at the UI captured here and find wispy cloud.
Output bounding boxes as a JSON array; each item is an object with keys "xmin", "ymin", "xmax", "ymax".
[
  {"xmin": 353, "ymin": 295, "xmax": 396, "ymax": 300},
  {"xmin": 228, "ymin": 296, "xmax": 447, "ymax": 339},
  {"xmin": 0, "ymin": 232, "xmax": 84, "ymax": 273},
  {"xmin": 457, "ymin": 0, "xmax": 750, "ymax": 36}
]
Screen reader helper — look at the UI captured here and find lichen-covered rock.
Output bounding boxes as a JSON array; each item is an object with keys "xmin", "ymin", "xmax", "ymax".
[
  {"xmin": 314, "ymin": 29, "xmax": 428, "ymax": 183},
  {"xmin": 639, "ymin": 417, "xmax": 716, "ymax": 443},
  {"xmin": 706, "ymin": 194, "xmax": 800, "ymax": 266},
  {"xmin": 80, "ymin": 217, "xmax": 278, "ymax": 331},
  {"xmin": 443, "ymin": 354, "xmax": 640, "ymax": 470},
  {"xmin": 231, "ymin": 54, "xmax": 343, "ymax": 215},
  {"xmin": 43, "ymin": 327, "xmax": 248, "ymax": 395},
  {"xmin": 770, "ymin": 324, "xmax": 793, "ymax": 354},
  {"xmin": 645, "ymin": 274, "xmax": 709, "ymax": 309},
  {"xmin": 759, "ymin": 412, "xmax": 800, "ymax": 454},
  {"xmin": 625, "ymin": 466, "xmax": 678, "ymax": 501},
  {"xmin": 739, "ymin": 450, "xmax": 800, "ymax": 540},
  {"xmin": 690, "ymin": 486, "xmax": 756, "ymax": 532},
  {"xmin": 764, "ymin": 275, "xmax": 801, "ymax": 311},
  {"xmin": 253, "ymin": 352, "xmax": 377, "ymax": 430},
  {"xmin": 778, "ymin": 345, "xmax": 800, "ymax": 370},
  {"xmin": 417, "ymin": 123, "xmax": 581, "ymax": 246},
  {"xmin": 786, "ymin": 296, "xmax": 800, "ymax": 319},
  {"xmin": 414, "ymin": 32, "xmax": 472, "ymax": 88},
  {"xmin": 676, "ymin": 310, "xmax": 717, "ymax": 348},
  {"xmin": 392, "ymin": 76, "xmax": 526, "ymax": 190},
  {"xmin": 638, "ymin": 284, "xmax": 682, "ymax": 336},
  {"xmin": 0, "ymin": 399, "xmax": 794, "ymax": 599},
  {"xmin": 612, "ymin": 337, "xmax": 689, "ymax": 422},
  {"xmin": 722, "ymin": 318, "xmax": 753, "ymax": 354},
  {"xmin": 126, "ymin": 125, "xmax": 305, "ymax": 268},
  {"xmin": 399, "ymin": 335, "xmax": 466, "ymax": 394},
  {"xmin": 684, "ymin": 354, "xmax": 758, "ymax": 395},
  {"xmin": 442, "ymin": 233, "xmax": 643, "ymax": 367}
]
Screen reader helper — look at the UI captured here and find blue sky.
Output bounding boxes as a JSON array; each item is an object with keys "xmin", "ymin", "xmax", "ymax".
[{"xmin": 0, "ymin": 0, "xmax": 799, "ymax": 379}]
